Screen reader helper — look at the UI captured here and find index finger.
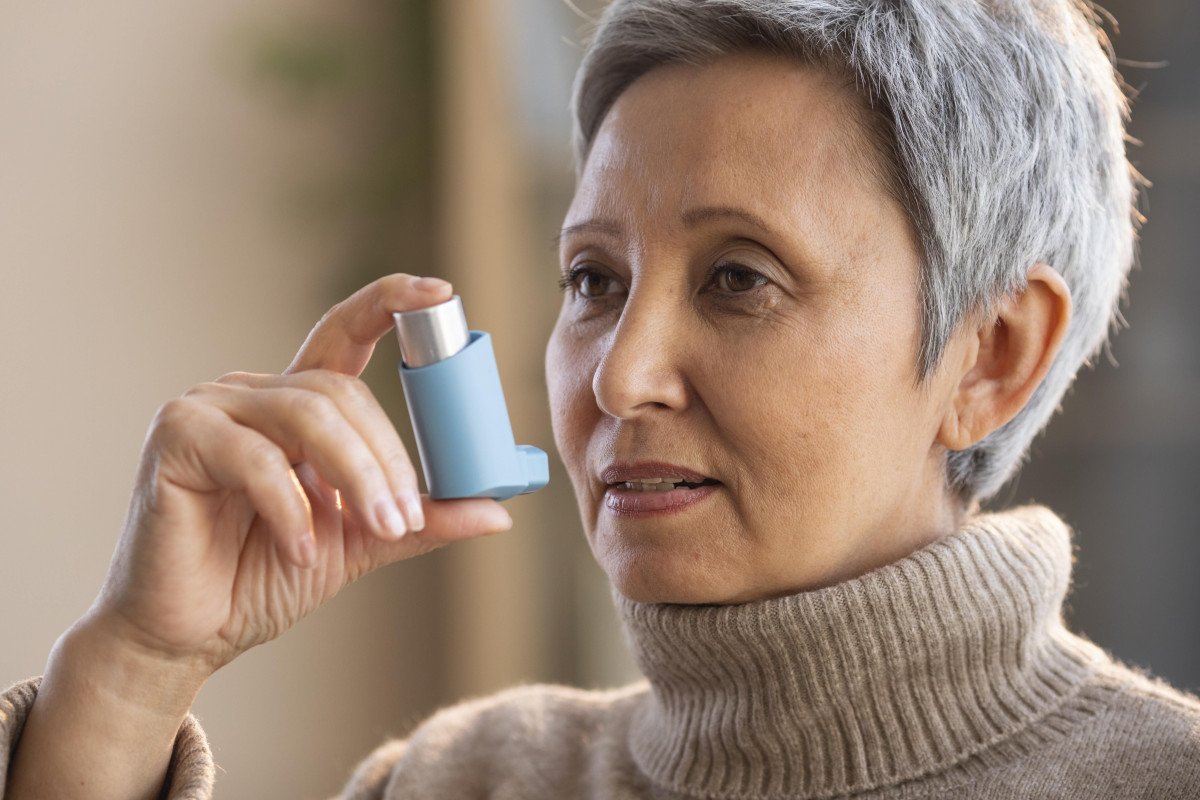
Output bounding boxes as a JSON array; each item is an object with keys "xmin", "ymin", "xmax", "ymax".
[{"xmin": 285, "ymin": 274, "xmax": 453, "ymax": 377}]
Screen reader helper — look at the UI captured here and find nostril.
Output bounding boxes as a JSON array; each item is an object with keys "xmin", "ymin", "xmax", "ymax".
[{"xmin": 592, "ymin": 349, "xmax": 690, "ymax": 419}]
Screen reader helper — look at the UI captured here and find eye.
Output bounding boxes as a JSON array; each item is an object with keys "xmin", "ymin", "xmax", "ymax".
[
  {"xmin": 711, "ymin": 263, "xmax": 769, "ymax": 293},
  {"xmin": 560, "ymin": 265, "xmax": 626, "ymax": 298}
]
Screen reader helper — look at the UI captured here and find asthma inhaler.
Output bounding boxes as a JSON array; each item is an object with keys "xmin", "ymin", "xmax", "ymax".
[{"xmin": 394, "ymin": 296, "xmax": 549, "ymax": 501}]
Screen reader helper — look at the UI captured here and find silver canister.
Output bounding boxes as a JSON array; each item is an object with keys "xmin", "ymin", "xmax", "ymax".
[{"xmin": 393, "ymin": 295, "xmax": 471, "ymax": 368}]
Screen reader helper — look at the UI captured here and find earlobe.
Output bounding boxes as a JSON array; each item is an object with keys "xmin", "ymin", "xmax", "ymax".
[{"xmin": 937, "ymin": 264, "xmax": 1072, "ymax": 451}]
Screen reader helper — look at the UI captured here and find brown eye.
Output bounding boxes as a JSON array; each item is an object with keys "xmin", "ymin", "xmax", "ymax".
[
  {"xmin": 580, "ymin": 272, "xmax": 613, "ymax": 297},
  {"xmin": 561, "ymin": 266, "xmax": 625, "ymax": 298},
  {"xmin": 714, "ymin": 264, "xmax": 768, "ymax": 293}
]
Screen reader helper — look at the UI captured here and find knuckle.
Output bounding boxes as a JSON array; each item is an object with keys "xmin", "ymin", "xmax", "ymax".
[
  {"xmin": 333, "ymin": 373, "xmax": 373, "ymax": 407},
  {"xmin": 147, "ymin": 398, "xmax": 204, "ymax": 450},
  {"xmin": 182, "ymin": 380, "xmax": 224, "ymax": 399},
  {"xmin": 348, "ymin": 447, "xmax": 386, "ymax": 485},
  {"xmin": 371, "ymin": 273, "xmax": 411, "ymax": 296},
  {"xmin": 344, "ymin": 374, "xmax": 373, "ymax": 400},
  {"xmin": 312, "ymin": 368, "xmax": 356, "ymax": 393},
  {"xmin": 384, "ymin": 450, "xmax": 416, "ymax": 481},
  {"xmin": 240, "ymin": 438, "xmax": 286, "ymax": 474},
  {"xmin": 153, "ymin": 397, "xmax": 198, "ymax": 431},
  {"xmin": 317, "ymin": 302, "xmax": 344, "ymax": 330},
  {"xmin": 288, "ymin": 389, "xmax": 339, "ymax": 423},
  {"xmin": 215, "ymin": 371, "xmax": 254, "ymax": 386},
  {"xmin": 307, "ymin": 371, "xmax": 373, "ymax": 411}
]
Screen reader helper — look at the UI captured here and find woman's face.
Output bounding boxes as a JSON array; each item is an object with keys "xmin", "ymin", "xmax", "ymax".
[{"xmin": 546, "ymin": 53, "xmax": 966, "ymax": 604}]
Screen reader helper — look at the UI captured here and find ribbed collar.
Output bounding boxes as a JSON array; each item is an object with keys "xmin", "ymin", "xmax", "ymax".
[{"xmin": 618, "ymin": 507, "xmax": 1105, "ymax": 799}]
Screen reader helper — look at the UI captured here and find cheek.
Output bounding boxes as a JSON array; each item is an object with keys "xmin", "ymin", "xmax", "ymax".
[
  {"xmin": 690, "ymin": 321, "xmax": 819, "ymax": 486},
  {"xmin": 545, "ymin": 320, "xmax": 599, "ymax": 481},
  {"xmin": 699, "ymin": 303, "xmax": 924, "ymax": 494},
  {"xmin": 791, "ymin": 300, "xmax": 933, "ymax": 498}
]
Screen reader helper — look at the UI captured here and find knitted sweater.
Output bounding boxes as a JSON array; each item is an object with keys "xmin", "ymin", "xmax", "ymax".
[{"xmin": 3, "ymin": 507, "xmax": 1199, "ymax": 799}]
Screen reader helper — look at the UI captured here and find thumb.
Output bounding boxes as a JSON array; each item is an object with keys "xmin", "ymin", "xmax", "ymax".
[
  {"xmin": 354, "ymin": 497, "xmax": 514, "ymax": 570},
  {"xmin": 418, "ymin": 497, "xmax": 514, "ymax": 543}
]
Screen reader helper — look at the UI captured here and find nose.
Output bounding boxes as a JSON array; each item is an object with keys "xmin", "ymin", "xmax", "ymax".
[{"xmin": 592, "ymin": 292, "xmax": 691, "ymax": 419}]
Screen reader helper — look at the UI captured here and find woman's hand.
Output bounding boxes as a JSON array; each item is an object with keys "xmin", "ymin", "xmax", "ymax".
[
  {"xmin": 5, "ymin": 274, "xmax": 513, "ymax": 800},
  {"xmin": 93, "ymin": 273, "xmax": 512, "ymax": 673}
]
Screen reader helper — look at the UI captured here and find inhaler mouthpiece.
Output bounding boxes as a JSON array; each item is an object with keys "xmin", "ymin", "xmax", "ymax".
[{"xmin": 394, "ymin": 296, "xmax": 549, "ymax": 501}]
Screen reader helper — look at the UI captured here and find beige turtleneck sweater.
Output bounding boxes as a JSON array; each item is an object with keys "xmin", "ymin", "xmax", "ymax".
[{"xmin": 3, "ymin": 507, "xmax": 1199, "ymax": 798}]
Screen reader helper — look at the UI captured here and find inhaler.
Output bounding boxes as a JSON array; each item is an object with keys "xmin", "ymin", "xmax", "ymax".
[{"xmin": 394, "ymin": 296, "xmax": 549, "ymax": 501}]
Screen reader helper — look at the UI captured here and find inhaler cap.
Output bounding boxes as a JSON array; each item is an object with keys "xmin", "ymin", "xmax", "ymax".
[{"xmin": 393, "ymin": 296, "xmax": 470, "ymax": 368}]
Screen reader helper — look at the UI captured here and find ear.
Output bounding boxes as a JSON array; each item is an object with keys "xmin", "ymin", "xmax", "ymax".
[{"xmin": 938, "ymin": 264, "xmax": 1072, "ymax": 451}]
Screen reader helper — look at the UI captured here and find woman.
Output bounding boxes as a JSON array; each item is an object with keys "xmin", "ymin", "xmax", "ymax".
[{"xmin": 4, "ymin": 0, "xmax": 1199, "ymax": 797}]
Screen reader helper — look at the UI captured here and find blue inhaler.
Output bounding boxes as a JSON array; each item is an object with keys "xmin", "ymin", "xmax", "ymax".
[{"xmin": 394, "ymin": 296, "xmax": 548, "ymax": 501}]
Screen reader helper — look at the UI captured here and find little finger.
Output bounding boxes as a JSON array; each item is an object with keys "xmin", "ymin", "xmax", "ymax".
[{"xmin": 153, "ymin": 399, "xmax": 317, "ymax": 567}]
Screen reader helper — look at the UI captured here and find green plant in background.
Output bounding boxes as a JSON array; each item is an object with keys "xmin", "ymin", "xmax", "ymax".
[
  {"xmin": 253, "ymin": 26, "xmax": 353, "ymax": 97},
  {"xmin": 246, "ymin": 0, "xmax": 440, "ymax": 299},
  {"xmin": 244, "ymin": 0, "xmax": 440, "ymax": 455}
]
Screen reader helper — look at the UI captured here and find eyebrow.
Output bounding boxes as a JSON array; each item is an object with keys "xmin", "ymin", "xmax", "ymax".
[
  {"xmin": 680, "ymin": 205, "xmax": 777, "ymax": 236},
  {"xmin": 554, "ymin": 205, "xmax": 777, "ymax": 250},
  {"xmin": 553, "ymin": 219, "xmax": 622, "ymax": 249},
  {"xmin": 552, "ymin": 205, "xmax": 777, "ymax": 255}
]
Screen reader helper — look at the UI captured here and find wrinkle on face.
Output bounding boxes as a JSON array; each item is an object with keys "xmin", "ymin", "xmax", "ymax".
[{"xmin": 547, "ymin": 53, "xmax": 959, "ymax": 604}]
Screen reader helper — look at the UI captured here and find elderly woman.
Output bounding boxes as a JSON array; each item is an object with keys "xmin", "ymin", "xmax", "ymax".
[{"xmin": 4, "ymin": 0, "xmax": 1199, "ymax": 797}]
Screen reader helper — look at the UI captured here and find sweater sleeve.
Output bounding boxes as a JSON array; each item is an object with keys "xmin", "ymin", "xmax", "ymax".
[
  {"xmin": 334, "ymin": 739, "xmax": 409, "ymax": 800},
  {"xmin": 328, "ymin": 683, "xmax": 650, "ymax": 800},
  {"xmin": 0, "ymin": 677, "xmax": 215, "ymax": 800}
]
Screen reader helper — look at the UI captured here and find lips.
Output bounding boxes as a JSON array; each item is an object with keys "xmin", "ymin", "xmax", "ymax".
[
  {"xmin": 601, "ymin": 461, "xmax": 721, "ymax": 517},
  {"xmin": 602, "ymin": 462, "xmax": 715, "ymax": 485}
]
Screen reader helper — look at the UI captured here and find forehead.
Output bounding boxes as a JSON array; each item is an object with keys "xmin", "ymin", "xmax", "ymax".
[{"xmin": 568, "ymin": 52, "xmax": 886, "ymax": 239}]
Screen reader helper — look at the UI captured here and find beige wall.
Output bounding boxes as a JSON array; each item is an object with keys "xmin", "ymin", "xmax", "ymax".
[
  {"xmin": 3, "ymin": 3, "xmax": 446, "ymax": 799},
  {"xmin": 0, "ymin": 0, "xmax": 339, "ymax": 672},
  {"xmin": 1, "ymin": 0, "xmax": 636, "ymax": 796}
]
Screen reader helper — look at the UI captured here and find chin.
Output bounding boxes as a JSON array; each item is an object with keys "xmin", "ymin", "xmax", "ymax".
[
  {"xmin": 610, "ymin": 576, "xmax": 716, "ymax": 606},
  {"xmin": 601, "ymin": 548, "xmax": 744, "ymax": 606}
]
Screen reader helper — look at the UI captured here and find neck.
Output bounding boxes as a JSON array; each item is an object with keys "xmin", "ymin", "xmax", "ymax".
[{"xmin": 617, "ymin": 506, "xmax": 1104, "ymax": 799}]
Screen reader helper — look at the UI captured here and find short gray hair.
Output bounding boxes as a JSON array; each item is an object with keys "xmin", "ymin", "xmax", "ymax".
[{"xmin": 570, "ymin": 0, "xmax": 1138, "ymax": 503}]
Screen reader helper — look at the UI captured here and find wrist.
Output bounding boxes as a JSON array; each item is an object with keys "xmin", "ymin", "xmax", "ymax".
[
  {"xmin": 51, "ymin": 610, "xmax": 211, "ymax": 723},
  {"xmin": 5, "ymin": 615, "xmax": 210, "ymax": 800}
]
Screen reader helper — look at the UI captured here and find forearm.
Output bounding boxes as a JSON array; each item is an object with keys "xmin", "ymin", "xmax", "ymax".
[{"xmin": 5, "ymin": 614, "xmax": 209, "ymax": 800}]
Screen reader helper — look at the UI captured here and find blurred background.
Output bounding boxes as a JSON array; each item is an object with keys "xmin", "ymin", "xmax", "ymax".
[{"xmin": 0, "ymin": 0, "xmax": 1194, "ymax": 797}]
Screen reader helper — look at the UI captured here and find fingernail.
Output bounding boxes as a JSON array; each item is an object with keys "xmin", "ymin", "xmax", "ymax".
[
  {"xmin": 298, "ymin": 534, "xmax": 318, "ymax": 567},
  {"xmin": 400, "ymin": 490, "xmax": 425, "ymax": 531},
  {"xmin": 488, "ymin": 506, "xmax": 514, "ymax": 532},
  {"xmin": 412, "ymin": 276, "xmax": 450, "ymax": 292},
  {"xmin": 376, "ymin": 499, "xmax": 408, "ymax": 539}
]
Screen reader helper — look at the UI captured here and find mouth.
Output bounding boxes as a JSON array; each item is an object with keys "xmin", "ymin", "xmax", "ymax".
[
  {"xmin": 601, "ymin": 462, "xmax": 722, "ymax": 517},
  {"xmin": 610, "ymin": 477, "xmax": 720, "ymax": 492}
]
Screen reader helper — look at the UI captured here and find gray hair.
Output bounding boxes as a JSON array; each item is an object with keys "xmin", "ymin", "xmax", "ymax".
[{"xmin": 570, "ymin": 0, "xmax": 1138, "ymax": 503}]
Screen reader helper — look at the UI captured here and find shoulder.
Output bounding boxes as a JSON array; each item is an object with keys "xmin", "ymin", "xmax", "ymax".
[
  {"xmin": 1084, "ymin": 663, "xmax": 1200, "ymax": 770},
  {"xmin": 962, "ymin": 659, "xmax": 1200, "ymax": 799},
  {"xmin": 342, "ymin": 682, "xmax": 652, "ymax": 800}
]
